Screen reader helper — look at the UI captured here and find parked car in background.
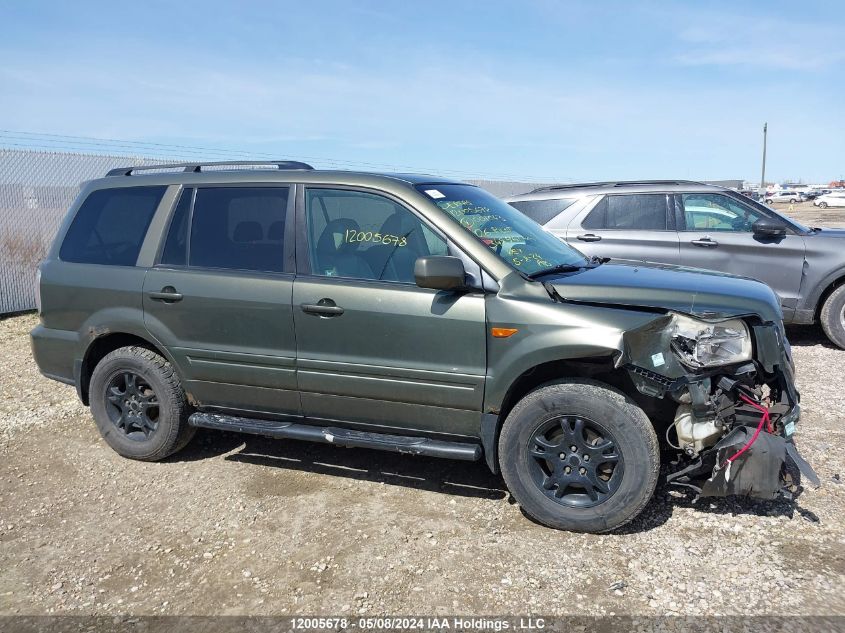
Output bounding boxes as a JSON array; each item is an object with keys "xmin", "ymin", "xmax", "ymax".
[
  {"xmin": 739, "ymin": 189, "xmax": 760, "ymax": 201},
  {"xmin": 30, "ymin": 163, "xmax": 817, "ymax": 533},
  {"xmin": 805, "ymin": 189, "xmax": 830, "ymax": 201},
  {"xmin": 506, "ymin": 180, "xmax": 845, "ymax": 348},
  {"xmin": 814, "ymin": 191, "xmax": 845, "ymax": 209},
  {"xmin": 765, "ymin": 190, "xmax": 806, "ymax": 204}
]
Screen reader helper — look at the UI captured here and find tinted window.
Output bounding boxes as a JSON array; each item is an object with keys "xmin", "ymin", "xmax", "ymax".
[
  {"xmin": 305, "ymin": 188, "xmax": 447, "ymax": 283},
  {"xmin": 189, "ymin": 187, "xmax": 288, "ymax": 273},
  {"xmin": 159, "ymin": 188, "xmax": 191, "ymax": 266},
  {"xmin": 59, "ymin": 186, "xmax": 165, "ymax": 265},
  {"xmin": 583, "ymin": 194, "xmax": 668, "ymax": 230},
  {"xmin": 509, "ymin": 198, "xmax": 577, "ymax": 225},
  {"xmin": 680, "ymin": 193, "xmax": 766, "ymax": 232}
]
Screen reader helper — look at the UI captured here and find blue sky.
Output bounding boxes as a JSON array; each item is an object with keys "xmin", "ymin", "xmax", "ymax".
[{"xmin": 1, "ymin": 0, "xmax": 842, "ymax": 183}]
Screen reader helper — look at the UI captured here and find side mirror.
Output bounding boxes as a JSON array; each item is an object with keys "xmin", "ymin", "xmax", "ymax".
[
  {"xmin": 414, "ymin": 256, "xmax": 466, "ymax": 291},
  {"xmin": 752, "ymin": 218, "xmax": 787, "ymax": 237}
]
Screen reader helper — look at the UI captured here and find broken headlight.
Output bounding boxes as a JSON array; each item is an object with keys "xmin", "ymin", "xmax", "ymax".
[{"xmin": 670, "ymin": 314, "xmax": 752, "ymax": 368}]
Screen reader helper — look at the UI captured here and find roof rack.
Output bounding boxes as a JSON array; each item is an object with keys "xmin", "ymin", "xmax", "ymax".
[
  {"xmin": 529, "ymin": 179, "xmax": 706, "ymax": 193},
  {"xmin": 106, "ymin": 160, "xmax": 315, "ymax": 177}
]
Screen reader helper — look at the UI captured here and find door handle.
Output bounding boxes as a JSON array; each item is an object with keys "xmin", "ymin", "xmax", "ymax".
[
  {"xmin": 576, "ymin": 233, "xmax": 602, "ymax": 242},
  {"xmin": 301, "ymin": 299, "xmax": 344, "ymax": 317},
  {"xmin": 148, "ymin": 287, "xmax": 183, "ymax": 302},
  {"xmin": 691, "ymin": 237, "xmax": 719, "ymax": 248}
]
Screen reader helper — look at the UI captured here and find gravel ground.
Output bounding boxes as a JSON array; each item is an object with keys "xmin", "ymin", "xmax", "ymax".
[
  {"xmin": 776, "ymin": 200, "xmax": 845, "ymax": 228},
  {"xmin": 1, "ymin": 308, "xmax": 844, "ymax": 618}
]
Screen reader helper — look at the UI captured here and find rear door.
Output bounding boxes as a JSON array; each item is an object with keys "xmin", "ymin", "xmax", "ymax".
[
  {"xmin": 143, "ymin": 185, "xmax": 300, "ymax": 415},
  {"xmin": 564, "ymin": 193, "xmax": 681, "ymax": 264},
  {"xmin": 676, "ymin": 192, "xmax": 806, "ymax": 319},
  {"xmin": 291, "ymin": 186, "xmax": 487, "ymax": 437}
]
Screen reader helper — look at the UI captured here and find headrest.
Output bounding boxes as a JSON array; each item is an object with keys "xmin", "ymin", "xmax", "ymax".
[{"xmin": 233, "ymin": 221, "xmax": 262, "ymax": 243}]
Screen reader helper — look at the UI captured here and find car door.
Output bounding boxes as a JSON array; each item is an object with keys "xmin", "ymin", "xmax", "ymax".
[
  {"xmin": 292, "ymin": 186, "xmax": 487, "ymax": 437},
  {"xmin": 676, "ymin": 192, "xmax": 806, "ymax": 320},
  {"xmin": 143, "ymin": 185, "xmax": 300, "ymax": 415},
  {"xmin": 563, "ymin": 193, "xmax": 681, "ymax": 264}
]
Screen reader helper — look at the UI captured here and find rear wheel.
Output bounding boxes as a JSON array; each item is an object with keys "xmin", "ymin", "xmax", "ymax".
[
  {"xmin": 498, "ymin": 380, "xmax": 659, "ymax": 533},
  {"xmin": 819, "ymin": 202, "xmax": 828, "ymax": 209},
  {"xmin": 820, "ymin": 285, "xmax": 845, "ymax": 350},
  {"xmin": 89, "ymin": 346, "xmax": 195, "ymax": 460}
]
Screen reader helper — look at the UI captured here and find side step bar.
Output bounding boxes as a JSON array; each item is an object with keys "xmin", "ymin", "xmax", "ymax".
[{"xmin": 188, "ymin": 412, "xmax": 482, "ymax": 461}]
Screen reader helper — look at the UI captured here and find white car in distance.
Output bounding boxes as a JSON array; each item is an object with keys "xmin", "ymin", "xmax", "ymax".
[{"xmin": 814, "ymin": 191, "xmax": 845, "ymax": 209}]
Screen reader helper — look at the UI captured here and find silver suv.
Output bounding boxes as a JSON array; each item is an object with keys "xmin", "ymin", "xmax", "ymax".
[
  {"xmin": 506, "ymin": 180, "xmax": 845, "ymax": 348},
  {"xmin": 765, "ymin": 190, "xmax": 806, "ymax": 204}
]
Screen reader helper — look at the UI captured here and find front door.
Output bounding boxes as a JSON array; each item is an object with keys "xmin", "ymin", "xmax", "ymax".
[
  {"xmin": 143, "ymin": 185, "xmax": 300, "ymax": 415},
  {"xmin": 565, "ymin": 193, "xmax": 681, "ymax": 264},
  {"xmin": 292, "ymin": 187, "xmax": 487, "ymax": 437},
  {"xmin": 675, "ymin": 192, "xmax": 806, "ymax": 320}
]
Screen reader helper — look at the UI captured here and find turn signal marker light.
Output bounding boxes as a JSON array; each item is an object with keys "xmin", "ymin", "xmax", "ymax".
[{"xmin": 491, "ymin": 327, "xmax": 519, "ymax": 338}]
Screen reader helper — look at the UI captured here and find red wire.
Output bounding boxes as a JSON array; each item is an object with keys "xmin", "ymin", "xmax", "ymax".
[{"xmin": 726, "ymin": 394, "xmax": 772, "ymax": 465}]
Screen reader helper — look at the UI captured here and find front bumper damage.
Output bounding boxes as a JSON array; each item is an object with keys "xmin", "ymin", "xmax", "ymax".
[{"xmin": 618, "ymin": 315, "xmax": 820, "ymax": 500}]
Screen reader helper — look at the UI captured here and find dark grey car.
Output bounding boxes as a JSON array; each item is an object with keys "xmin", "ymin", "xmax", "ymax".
[{"xmin": 507, "ymin": 180, "xmax": 845, "ymax": 348}]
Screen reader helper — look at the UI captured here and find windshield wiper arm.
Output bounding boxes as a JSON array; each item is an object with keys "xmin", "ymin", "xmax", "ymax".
[{"xmin": 527, "ymin": 263, "xmax": 586, "ymax": 279}]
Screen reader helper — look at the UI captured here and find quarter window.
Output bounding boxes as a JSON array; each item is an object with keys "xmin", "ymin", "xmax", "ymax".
[
  {"xmin": 305, "ymin": 188, "xmax": 447, "ymax": 283},
  {"xmin": 583, "ymin": 194, "xmax": 668, "ymax": 230},
  {"xmin": 159, "ymin": 188, "xmax": 191, "ymax": 266},
  {"xmin": 188, "ymin": 187, "xmax": 288, "ymax": 273},
  {"xmin": 680, "ymin": 193, "xmax": 766, "ymax": 232},
  {"xmin": 59, "ymin": 186, "xmax": 165, "ymax": 266},
  {"xmin": 509, "ymin": 198, "xmax": 578, "ymax": 225}
]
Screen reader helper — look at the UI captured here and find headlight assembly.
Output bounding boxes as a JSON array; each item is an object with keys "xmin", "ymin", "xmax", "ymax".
[{"xmin": 670, "ymin": 313, "xmax": 752, "ymax": 368}]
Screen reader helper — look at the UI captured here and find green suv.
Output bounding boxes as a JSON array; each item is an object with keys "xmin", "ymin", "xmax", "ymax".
[{"xmin": 31, "ymin": 161, "xmax": 817, "ymax": 532}]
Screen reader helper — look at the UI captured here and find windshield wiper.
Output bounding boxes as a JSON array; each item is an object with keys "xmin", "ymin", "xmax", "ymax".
[
  {"xmin": 527, "ymin": 256, "xmax": 607, "ymax": 280},
  {"xmin": 527, "ymin": 263, "xmax": 587, "ymax": 279}
]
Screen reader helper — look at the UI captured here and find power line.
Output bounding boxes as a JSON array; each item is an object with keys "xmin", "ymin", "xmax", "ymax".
[{"xmin": 0, "ymin": 130, "xmax": 563, "ymax": 183}]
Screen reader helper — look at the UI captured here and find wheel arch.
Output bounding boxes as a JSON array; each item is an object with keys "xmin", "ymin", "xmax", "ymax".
[
  {"xmin": 814, "ymin": 273, "xmax": 845, "ymax": 322},
  {"xmin": 79, "ymin": 332, "xmax": 178, "ymax": 405},
  {"xmin": 481, "ymin": 355, "xmax": 646, "ymax": 473}
]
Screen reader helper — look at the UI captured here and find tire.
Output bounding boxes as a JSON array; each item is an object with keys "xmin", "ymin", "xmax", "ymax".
[
  {"xmin": 89, "ymin": 346, "xmax": 195, "ymax": 461},
  {"xmin": 498, "ymin": 379, "xmax": 659, "ymax": 533},
  {"xmin": 819, "ymin": 202, "xmax": 828, "ymax": 209},
  {"xmin": 820, "ymin": 285, "xmax": 845, "ymax": 350},
  {"xmin": 790, "ymin": 198, "xmax": 798, "ymax": 204}
]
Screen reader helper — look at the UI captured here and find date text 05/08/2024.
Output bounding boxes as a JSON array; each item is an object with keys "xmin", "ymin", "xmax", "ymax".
[{"xmin": 289, "ymin": 617, "xmax": 548, "ymax": 631}]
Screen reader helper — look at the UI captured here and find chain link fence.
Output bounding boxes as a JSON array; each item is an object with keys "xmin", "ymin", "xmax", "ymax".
[
  {"xmin": 0, "ymin": 150, "xmax": 173, "ymax": 314},
  {"xmin": 0, "ymin": 148, "xmax": 548, "ymax": 315}
]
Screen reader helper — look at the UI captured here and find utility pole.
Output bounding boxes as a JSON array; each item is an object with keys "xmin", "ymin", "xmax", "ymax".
[{"xmin": 760, "ymin": 122, "xmax": 768, "ymax": 190}]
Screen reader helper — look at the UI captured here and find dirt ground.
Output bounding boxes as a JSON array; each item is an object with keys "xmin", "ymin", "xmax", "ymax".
[
  {"xmin": 1, "ymin": 302, "xmax": 844, "ymax": 618},
  {"xmin": 775, "ymin": 200, "xmax": 845, "ymax": 228}
]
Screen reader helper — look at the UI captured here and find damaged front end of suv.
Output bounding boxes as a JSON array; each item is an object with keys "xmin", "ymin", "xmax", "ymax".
[
  {"xmin": 621, "ymin": 310, "xmax": 819, "ymax": 499},
  {"xmin": 538, "ymin": 261, "xmax": 820, "ymax": 503}
]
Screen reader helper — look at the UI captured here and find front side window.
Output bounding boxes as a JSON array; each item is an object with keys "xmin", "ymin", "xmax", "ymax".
[
  {"xmin": 305, "ymin": 188, "xmax": 447, "ymax": 282},
  {"xmin": 416, "ymin": 184, "xmax": 585, "ymax": 275},
  {"xmin": 680, "ymin": 193, "xmax": 766, "ymax": 232},
  {"xmin": 583, "ymin": 194, "xmax": 669, "ymax": 230},
  {"xmin": 59, "ymin": 186, "xmax": 165, "ymax": 266},
  {"xmin": 188, "ymin": 187, "xmax": 288, "ymax": 272}
]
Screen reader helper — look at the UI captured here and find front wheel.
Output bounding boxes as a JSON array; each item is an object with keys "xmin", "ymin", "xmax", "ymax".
[
  {"xmin": 498, "ymin": 380, "xmax": 659, "ymax": 533},
  {"xmin": 821, "ymin": 285, "xmax": 845, "ymax": 350},
  {"xmin": 89, "ymin": 346, "xmax": 195, "ymax": 461},
  {"xmin": 819, "ymin": 202, "xmax": 828, "ymax": 209}
]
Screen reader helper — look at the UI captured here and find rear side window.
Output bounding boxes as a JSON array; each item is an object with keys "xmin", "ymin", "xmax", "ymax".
[
  {"xmin": 508, "ymin": 198, "xmax": 577, "ymax": 225},
  {"xmin": 59, "ymin": 186, "xmax": 165, "ymax": 265},
  {"xmin": 582, "ymin": 194, "xmax": 668, "ymax": 230},
  {"xmin": 189, "ymin": 187, "xmax": 288, "ymax": 273}
]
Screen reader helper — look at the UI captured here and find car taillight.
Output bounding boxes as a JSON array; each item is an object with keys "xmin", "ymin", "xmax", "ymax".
[{"xmin": 35, "ymin": 268, "xmax": 42, "ymax": 315}]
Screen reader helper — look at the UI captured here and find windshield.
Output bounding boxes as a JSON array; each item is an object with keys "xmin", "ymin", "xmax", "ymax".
[{"xmin": 416, "ymin": 184, "xmax": 586, "ymax": 275}]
